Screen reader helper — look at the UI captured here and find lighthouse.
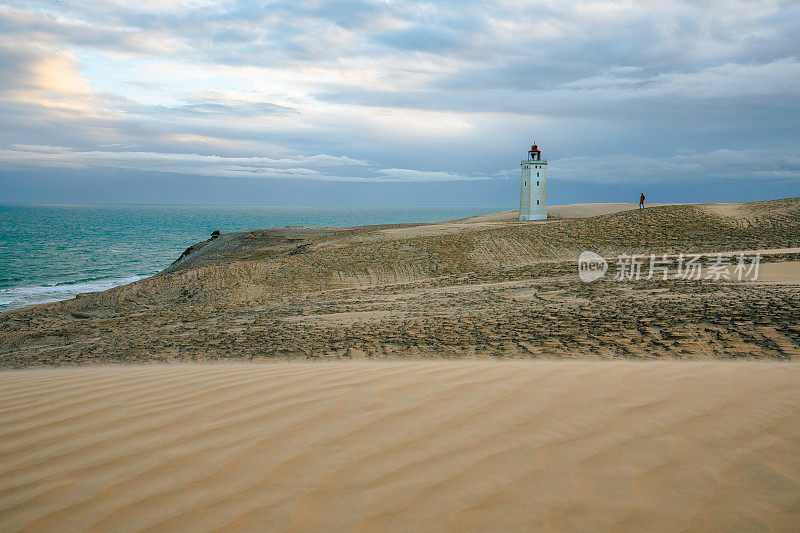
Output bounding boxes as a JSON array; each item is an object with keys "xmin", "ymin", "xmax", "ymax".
[{"xmin": 519, "ymin": 142, "xmax": 547, "ymax": 221}]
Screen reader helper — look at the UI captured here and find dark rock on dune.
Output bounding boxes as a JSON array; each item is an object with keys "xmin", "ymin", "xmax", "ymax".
[{"xmin": 288, "ymin": 243, "xmax": 312, "ymax": 255}]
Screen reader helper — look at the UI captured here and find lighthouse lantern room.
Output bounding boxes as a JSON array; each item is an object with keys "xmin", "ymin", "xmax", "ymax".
[{"xmin": 519, "ymin": 142, "xmax": 547, "ymax": 221}]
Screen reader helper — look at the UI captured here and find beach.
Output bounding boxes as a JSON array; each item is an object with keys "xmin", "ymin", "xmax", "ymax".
[{"xmin": 2, "ymin": 200, "xmax": 799, "ymax": 365}]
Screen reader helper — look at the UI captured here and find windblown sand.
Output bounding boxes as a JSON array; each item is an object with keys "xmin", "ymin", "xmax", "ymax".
[{"xmin": 2, "ymin": 361, "xmax": 799, "ymax": 531}]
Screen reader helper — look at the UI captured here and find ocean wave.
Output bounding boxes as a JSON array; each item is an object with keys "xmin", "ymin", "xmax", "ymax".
[
  {"xmin": 0, "ymin": 275, "xmax": 147, "ymax": 311},
  {"xmin": 50, "ymin": 274, "xmax": 135, "ymax": 287}
]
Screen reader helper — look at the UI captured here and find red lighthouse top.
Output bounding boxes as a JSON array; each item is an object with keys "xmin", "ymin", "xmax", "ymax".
[{"xmin": 527, "ymin": 142, "xmax": 542, "ymax": 161}]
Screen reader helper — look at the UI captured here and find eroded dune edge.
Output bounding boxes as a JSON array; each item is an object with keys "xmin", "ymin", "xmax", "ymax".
[{"xmin": 1, "ymin": 361, "xmax": 799, "ymax": 532}]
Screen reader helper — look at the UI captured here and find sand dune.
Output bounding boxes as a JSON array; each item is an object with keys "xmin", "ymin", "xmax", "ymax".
[
  {"xmin": 376, "ymin": 203, "xmax": 661, "ymax": 240},
  {"xmin": 2, "ymin": 361, "xmax": 800, "ymax": 531},
  {"xmin": 455, "ymin": 202, "xmax": 670, "ymax": 224},
  {"xmin": 3, "ymin": 198, "xmax": 800, "ymax": 365}
]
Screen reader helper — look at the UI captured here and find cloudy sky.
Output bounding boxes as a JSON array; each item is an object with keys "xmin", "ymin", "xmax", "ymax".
[{"xmin": 1, "ymin": 0, "xmax": 799, "ymax": 205}]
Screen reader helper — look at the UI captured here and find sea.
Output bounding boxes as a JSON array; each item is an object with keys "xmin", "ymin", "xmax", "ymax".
[{"xmin": 0, "ymin": 204, "xmax": 508, "ymax": 312}]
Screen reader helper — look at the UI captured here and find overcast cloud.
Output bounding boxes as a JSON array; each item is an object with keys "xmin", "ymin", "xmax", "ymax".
[{"xmin": 0, "ymin": 0, "xmax": 798, "ymax": 204}]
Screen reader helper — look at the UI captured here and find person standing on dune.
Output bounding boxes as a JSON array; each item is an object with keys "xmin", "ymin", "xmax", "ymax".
[{"xmin": 639, "ymin": 193, "xmax": 645, "ymax": 210}]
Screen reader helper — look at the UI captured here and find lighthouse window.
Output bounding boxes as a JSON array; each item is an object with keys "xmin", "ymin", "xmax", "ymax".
[
  {"xmin": 536, "ymin": 181, "xmax": 539, "ymax": 186},
  {"xmin": 536, "ymin": 200, "xmax": 540, "ymax": 205},
  {"xmin": 537, "ymin": 172, "xmax": 539, "ymax": 177}
]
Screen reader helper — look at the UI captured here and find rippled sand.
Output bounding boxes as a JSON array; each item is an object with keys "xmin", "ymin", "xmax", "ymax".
[{"xmin": 2, "ymin": 361, "xmax": 799, "ymax": 531}]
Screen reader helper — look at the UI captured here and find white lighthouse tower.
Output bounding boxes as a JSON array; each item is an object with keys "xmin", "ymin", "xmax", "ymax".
[{"xmin": 519, "ymin": 142, "xmax": 547, "ymax": 221}]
